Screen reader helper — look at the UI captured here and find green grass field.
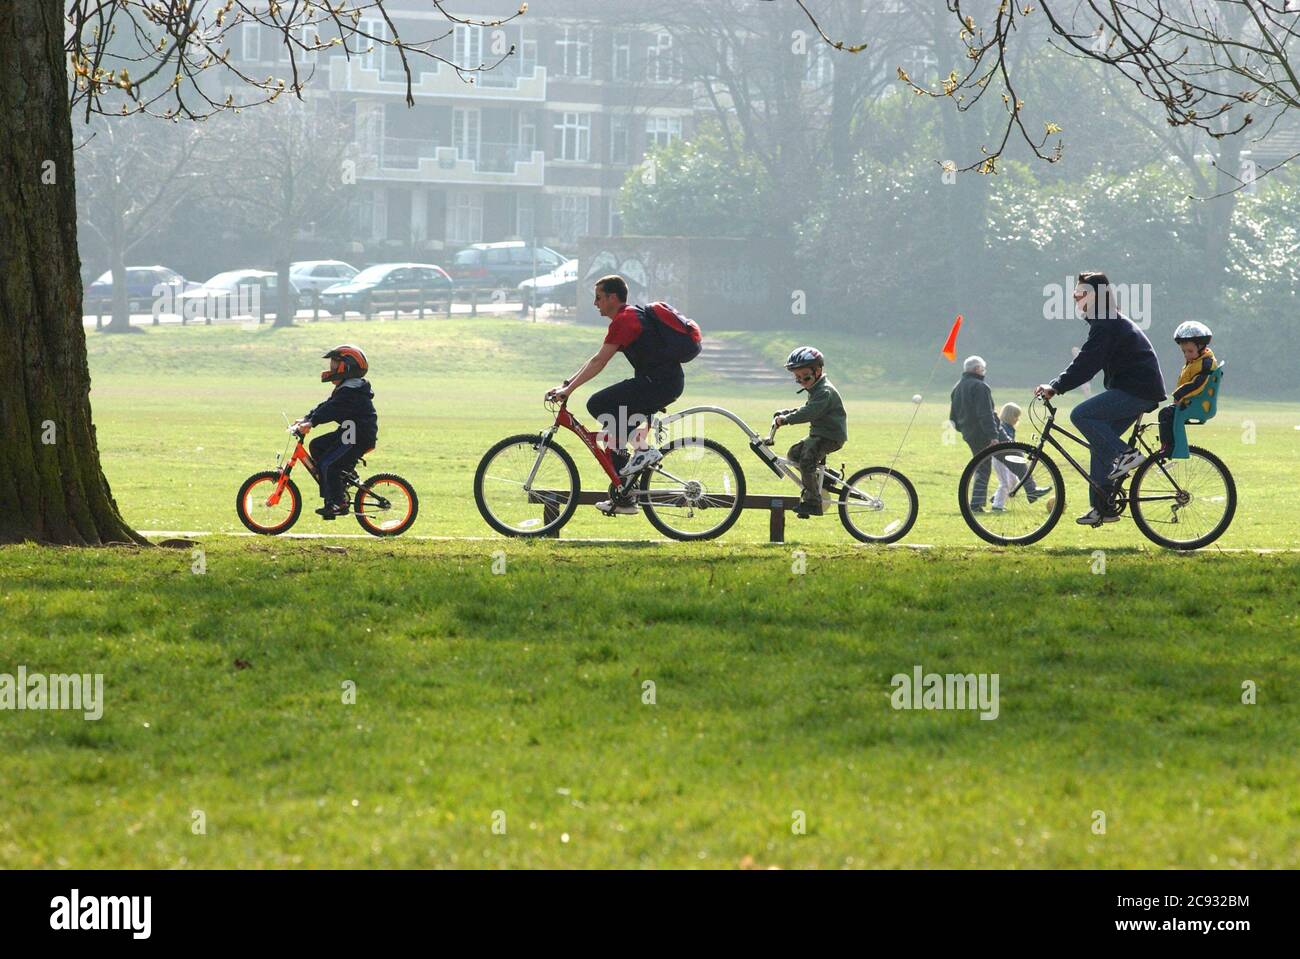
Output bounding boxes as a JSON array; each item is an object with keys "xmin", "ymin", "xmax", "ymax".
[{"xmin": 2, "ymin": 317, "xmax": 1298, "ymax": 868}]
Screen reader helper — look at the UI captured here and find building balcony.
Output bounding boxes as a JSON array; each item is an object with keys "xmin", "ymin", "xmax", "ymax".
[
  {"xmin": 330, "ymin": 57, "xmax": 547, "ymax": 101},
  {"xmin": 359, "ymin": 139, "xmax": 546, "ymax": 186}
]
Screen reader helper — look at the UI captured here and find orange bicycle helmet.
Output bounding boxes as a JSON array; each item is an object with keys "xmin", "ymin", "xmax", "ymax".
[{"xmin": 321, "ymin": 344, "xmax": 368, "ymax": 384}]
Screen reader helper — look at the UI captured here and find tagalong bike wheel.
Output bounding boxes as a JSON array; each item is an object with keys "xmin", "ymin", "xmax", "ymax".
[
  {"xmin": 1129, "ymin": 445, "xmax": 1236, "ymax": 550},
  {"xmin": 236, "ymin": 471, "xmax": 301, "ymax": 535},
  {"xmin": 959, "ymin": 442, "xmax": 1066, "ymax": 546},
  {"xmin": 837, "ymin": 467, "xmax": 919, "ymax": 544},
  {"xmin": 639, "ymin": 437, "xmax": 746, "ymax": 541},
  {"xmin": 474, "ymin": 434, "xmax": 580, "ymax": 537},
  {"xmin": 354, "ymin": 472, "xmax": 419, "ymax": 537}
]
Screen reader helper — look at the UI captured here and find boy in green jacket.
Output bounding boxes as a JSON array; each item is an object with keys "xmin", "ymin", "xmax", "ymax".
[{"xmin": 773, "ymin": 346, "xmax": 847, "ymax": 518}]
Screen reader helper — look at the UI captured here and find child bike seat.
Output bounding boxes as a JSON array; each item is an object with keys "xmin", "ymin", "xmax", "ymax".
[{"xmin": 1171, "ymin": 363, "xmax": 1224, "ymax": 459}]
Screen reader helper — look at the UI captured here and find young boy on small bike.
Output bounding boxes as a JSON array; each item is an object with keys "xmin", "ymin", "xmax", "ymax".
[
  {"xmin": 773, "ymin": 346, "xmax": 846, "ymax": 518},
  {"xmin": 290, "ymin": 344, "xmax": 378, "ymax": 519}
]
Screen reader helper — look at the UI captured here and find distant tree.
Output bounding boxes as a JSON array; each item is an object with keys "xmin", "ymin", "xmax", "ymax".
[
  {"xmin": 75, "ymin": 116, "xmax": 203, "ymax": 332},
  {"xmin": 620, "ymin": 122, "xmax": 774, "ymax": 237}
]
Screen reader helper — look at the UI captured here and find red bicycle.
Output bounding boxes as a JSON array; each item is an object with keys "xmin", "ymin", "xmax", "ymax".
[
  {"xmin": 473, "ymin": 393, "xmax": 746, "ymax": 540},
  {"xmin": 236, "ymin": 423, "xmax": 418, "ymax": 536}
]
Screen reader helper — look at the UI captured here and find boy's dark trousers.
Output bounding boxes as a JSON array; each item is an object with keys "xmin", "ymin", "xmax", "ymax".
[
  {"xmin": 788, "ymin": 437, "xmax": 844, "ymax": 505},
  {"xmin": 1158, "ymin": 404, "xmax": 1177, "ymax": 452},
  {"xmin": 309, "ymin": 431, "xmax": 367, "ymax": 507},
  {"xmin": 963, "ymin": 434, "xmax": 993, "ymax": 508}
]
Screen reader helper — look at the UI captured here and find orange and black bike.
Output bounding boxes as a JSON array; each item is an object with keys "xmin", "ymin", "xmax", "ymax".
[{"xmin": 236, "ymin": 419, "xmax": 418, "ymax": 537}]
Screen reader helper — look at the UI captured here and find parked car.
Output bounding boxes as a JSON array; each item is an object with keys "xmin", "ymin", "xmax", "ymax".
[
  {"xmin": 447, "ymin": 241, "xmax": 567, "ymax": 294},
  {"xmin": 175, "ymin": 270, "xmax": 300, "ymax": 320},
  {"xmin": 517, "ymin": 258, "xmax": 578, "ymax": 310},
  {"xmin": 83, "ymin": 265, "xmax": 194, "ymax": 314},
  {"xmin": 291, "ymin": 260, "xmax": 359, "ymax": 296},
  {"xmin": 319, "ymin": 263, "xmax": 452, "ymax": 315}
]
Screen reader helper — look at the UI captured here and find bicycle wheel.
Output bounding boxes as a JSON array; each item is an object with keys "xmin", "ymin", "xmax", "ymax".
[
  {"xmin": 959, "ymin": 442, "xmax": 1065, "ymax": 546},
  {"xmin": 236, "ymin": 471, "xmax": 301, "ymax": 535},
  {"xmin": 838, "ymin": 467, "xmax": 919, "ymax": 544},
  {"xmin": 354, "ymin": 472, "xmax": 419, "ymax": 537},
  {"xmin": 1129, "ymin": 445, "xmax": 1236, "ymax": 550},
  {"xmin": 639, "ymin": 437, "xmax": 746, "ymax": 541},
  {"xmin": 474, "ymin": 434, "xmax": 580, "ymax": 537}
]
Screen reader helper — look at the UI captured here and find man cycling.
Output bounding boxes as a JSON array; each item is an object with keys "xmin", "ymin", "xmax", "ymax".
[{"xmin": 546, "ymin": 274, "xmax": 687, "ymax": 515}]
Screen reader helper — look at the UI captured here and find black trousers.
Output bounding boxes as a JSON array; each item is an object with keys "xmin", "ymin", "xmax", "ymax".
[
  {"xmin": 587, "ymin": 372, "xmax": 683, "ymax": 448},
  {"xmin": 1158, "ymin": 404, "xmax": 1177, "ymax": 452},
  {"xmin": 788, "ymin": 436, "xmax": 844, "ymax": 503},
  {"xmin": 309, "ymin": 431, "xmax": 369, "ymax": 506}
]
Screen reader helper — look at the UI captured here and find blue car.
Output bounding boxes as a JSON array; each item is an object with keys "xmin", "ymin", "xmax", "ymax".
[{"xmin": 83, "ymin": 265, "xmax": 194, "ymax": 314}]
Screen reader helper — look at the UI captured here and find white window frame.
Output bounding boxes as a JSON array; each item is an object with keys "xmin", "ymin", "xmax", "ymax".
[
  {"xmin": 645, "ymin": 115, "xmax": 682, "ymax": 151},
  {"xmin": 447, "ymin": 192, "xmax": 484, "ymax": 244},
  {"xmin": 455, "ymin": 23, "xmax": 484, "ymax": 67},
  {"xmin": 556, "ymin": 26, "xmax": 593, "ymax": 79},
  {"xmin": 611, "ymin": 31, "xmax": 631, "ymax": 81},
  {"xmin": 609, "ymin": 115, "xmax": 629, "ymax": 164},
  {"xmin": 554, "ymin": 112, "xmax": 591, "ymax": 161},
  {"xmin": 242, "ymin": 22, "xmax": 262, "ymax": 62},
  {"xmin": 647, "ymin": 31, "xmax": 675, "ymax": 83},
  {"xmin": 453, "ymin": 108, "xmax": 481, "ymax": 163},
  {"xmin": 552, "ymin": 194, "xmax": 590, "ymax": 244}
]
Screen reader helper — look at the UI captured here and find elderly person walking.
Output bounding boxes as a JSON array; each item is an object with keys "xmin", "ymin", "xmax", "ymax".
[
  {"xmin": 949, "ymin": 354, "xmax": 1001, "ymax": 512},
  {"xmin": 1034, "ymin": 271, "xmax": 1166, "ymax": 525}
]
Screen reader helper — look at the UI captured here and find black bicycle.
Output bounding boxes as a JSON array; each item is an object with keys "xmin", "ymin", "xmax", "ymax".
[{"xmin": 958, "ymin": 396, "xmax": 1236, "ymax": 550}]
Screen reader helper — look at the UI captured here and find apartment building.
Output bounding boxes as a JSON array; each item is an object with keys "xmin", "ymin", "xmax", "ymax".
[{"xmin": 232, "ymin": 0, "xmax": 699, "ymax": 259}]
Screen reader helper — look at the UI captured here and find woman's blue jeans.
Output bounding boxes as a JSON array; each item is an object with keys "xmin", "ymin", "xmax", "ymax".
[{"xmin": 1068, "ymin": 389, "xmax": 1158, "ymax": 512}]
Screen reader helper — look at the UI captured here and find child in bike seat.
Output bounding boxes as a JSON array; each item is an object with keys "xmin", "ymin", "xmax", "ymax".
[
  {"xmin": 1155, "ymin": 322, "xmax": 1216, "ymax": 457},
  {"xmin": 773, "ymin": 346, "xmax": 847, "ymax": 519},
  {"xmin": 290, "ymin": 344, "xmax": 379, "ymax": 520}
]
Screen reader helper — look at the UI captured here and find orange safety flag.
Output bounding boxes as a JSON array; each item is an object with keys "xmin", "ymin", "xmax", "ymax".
[{"xmin": 941, "ymin": 314, "xmax": 963, "ymax": 362}]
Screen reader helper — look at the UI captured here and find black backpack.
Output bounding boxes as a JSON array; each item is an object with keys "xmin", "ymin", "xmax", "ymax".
[{"xmin": 636, "ymin": 302, "xmax": 702, "ymax": 364}]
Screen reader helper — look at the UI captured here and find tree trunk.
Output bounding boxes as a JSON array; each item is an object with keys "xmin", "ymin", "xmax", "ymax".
[{"xmin": 0, "ymin": 0, "xmax": 147, "ymax": 545}]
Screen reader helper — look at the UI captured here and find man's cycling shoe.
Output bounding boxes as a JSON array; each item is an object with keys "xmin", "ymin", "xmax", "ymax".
[
  {"xmin": 315, "ymin": 503, "xmax": 348, "ymax": 520},
  {"xmin": 1076, "ymin": 508, "xmax": 1120, "ymax": 526},
  {"xmin": 595, "ymin": 499, "xmax": 639, "ymax": 516},
  {"xmin": 618, "ymin": 447, "xmax": 663, "ymax": 477}
]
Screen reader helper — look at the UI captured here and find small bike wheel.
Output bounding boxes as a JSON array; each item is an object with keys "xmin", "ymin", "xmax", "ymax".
[
  {"xmin": 959, "ymin": 442, "xmax": 1065, "ymax": 546},
  {"xmin": 639, "ymin": 437, "xmax": 746, "ymax": 541},
  {"xmin": 838, "ymin": 467, "xmax": 919, "ymax": 544},
  {"xmin": 1129, "ymin": 445, "xmax": 1236, "ymax": 550},
  {"xmin": 236, "ymin": 471, "xmax": 301, "ymax": 535},
  {"xmin": 354, "ymin": 472, "xmax": 419, "ymax": 536},
  {"xmin": 474, "ymin": 434, "xmax": 580, "ymax": 537}
]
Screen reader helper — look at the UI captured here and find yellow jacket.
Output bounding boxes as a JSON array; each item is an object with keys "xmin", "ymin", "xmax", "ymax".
[{"xmin": 1172, "ymin": 347, "xmax": 1216, "ymax": 406}]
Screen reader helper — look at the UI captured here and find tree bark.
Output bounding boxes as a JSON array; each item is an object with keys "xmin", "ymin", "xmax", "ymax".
[{"xmin": 0, "ymin": 0, "xmax": 146, "ymax": 545}]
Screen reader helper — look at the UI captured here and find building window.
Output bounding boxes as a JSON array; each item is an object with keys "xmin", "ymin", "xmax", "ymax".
[
  {"xmin": 552, "ymin": 195, "xmax": 590, "ymax": 244},
  {"xmin": 516, "ymin": 197, "xmax": 535, "ymax": 239},
  {"xmin": 645, "ymin": 115, "xmax": 682, "ymax": 151},
  {"xmin": 454, "ymin": 108, "xmax": 481, "ymax": 163},
  {"xmin": 556, "ymin": 26, "xmax": 592, "ymax": 78},
  {"xmin": 647, "ymin": 32, "xmax": 675, "ymax": 83},
  {"xmin": 609, "ymin": 115, "xmax": 630, "ymax": 164},
  {"xmin": 519, "ymin": 27, "xmax": 537, "ymax": 75},
  {"xmin": 455, "ymin": 24, "xmax": 483, "ymax": 67},
  {"xmin": 608, "ymin": 204, "xmax": 623, "ymax": 237},
  {"xmin": 611, "ymin": 32, "xmax": 631, "ymax": 81},
  {"xmin": 554, "ymin": 112, "xmax": 591, "ymax": 161},
  {"xmin": 447, "ymin": 192, "xmax": 483, "ymax": 244},
  {"xmin": 242, "ymin": 22, "xmax": 262, "ymax": 62}
]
